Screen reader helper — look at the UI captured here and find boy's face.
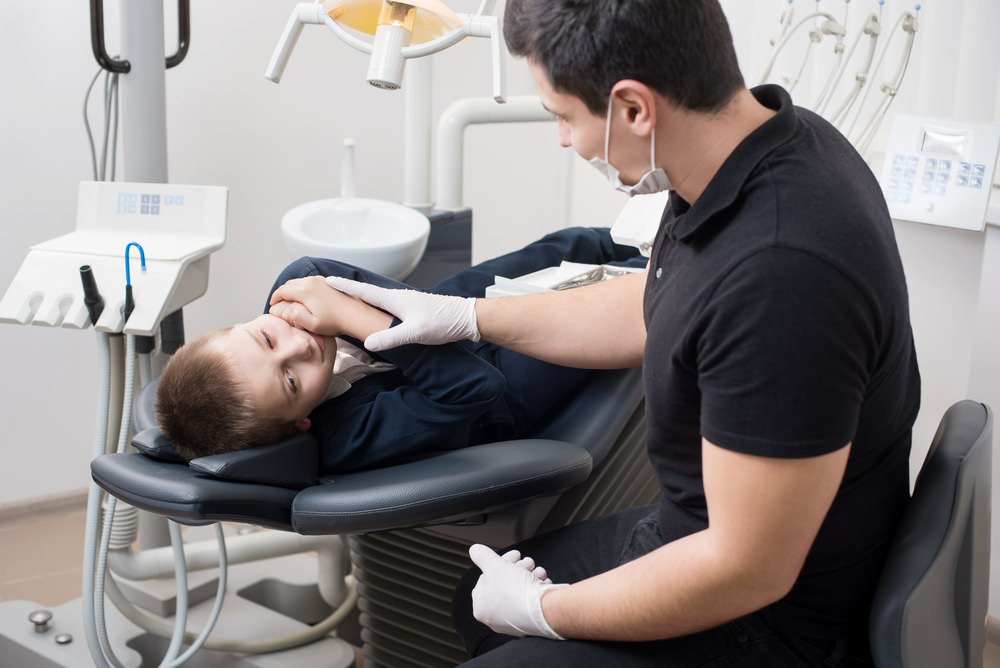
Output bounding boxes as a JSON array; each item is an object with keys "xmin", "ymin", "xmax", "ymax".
[{"xmin": 223, "ymin": 314, "xmax": 338, "ymax": 430}]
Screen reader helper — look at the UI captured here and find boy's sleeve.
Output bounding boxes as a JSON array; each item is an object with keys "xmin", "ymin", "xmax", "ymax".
[{"xmin": 312, "ymin": 340, "xmax": 507, "ymax": 473}]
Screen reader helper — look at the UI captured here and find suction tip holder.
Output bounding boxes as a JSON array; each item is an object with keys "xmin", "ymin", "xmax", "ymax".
[{"xmin": 79, "ymin": 265, "xmax": 105, "ymax": 326}]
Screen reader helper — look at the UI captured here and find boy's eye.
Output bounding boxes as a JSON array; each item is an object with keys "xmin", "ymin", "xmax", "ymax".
[
  {"xmin": 285, "ymin": 371, "xmax": 297, "ymax": 393},
  {"xmin": 261, "ymin": 330, "xmax": 273, "ymax": 349}
]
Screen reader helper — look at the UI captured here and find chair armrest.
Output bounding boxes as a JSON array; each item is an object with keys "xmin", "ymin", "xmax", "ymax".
[{"xmin": 292, "ymin": 439, "xmax": 592, "ymax": 535}]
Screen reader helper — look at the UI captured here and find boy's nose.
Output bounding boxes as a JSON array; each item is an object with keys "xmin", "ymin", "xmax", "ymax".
[{"xmin": 281, "ymin": 332, "xmax": 312, "ymax": 361}]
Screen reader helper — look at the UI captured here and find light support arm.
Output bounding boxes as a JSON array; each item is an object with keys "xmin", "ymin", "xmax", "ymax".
[{"xmin": 265, "ymin": 1, "xmax": 507, "ymax": 102}]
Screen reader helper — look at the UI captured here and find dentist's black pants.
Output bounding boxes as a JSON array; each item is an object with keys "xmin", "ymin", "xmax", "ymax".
[{"xmin": 452, "ymin": 505, "xmax": 875, "ymax": 668}]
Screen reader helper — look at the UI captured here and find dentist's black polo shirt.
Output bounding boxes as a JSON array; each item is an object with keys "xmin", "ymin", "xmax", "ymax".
[{"xmin": 642, "ymin": 85, "xmax": 920, "ymax": 643}]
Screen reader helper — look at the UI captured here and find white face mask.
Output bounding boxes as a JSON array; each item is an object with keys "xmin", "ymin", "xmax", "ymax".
[{"xmin": 588, "ymin": 95, "xmax": 671, "ymax": 196}]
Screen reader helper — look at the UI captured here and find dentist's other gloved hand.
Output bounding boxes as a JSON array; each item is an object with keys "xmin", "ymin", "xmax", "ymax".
[
  {"xmin": 325, "ymin": 277, "xmax": 479, "ymax": 351},
  {"xmin": 469, "ymin": 544, "xmax": 567, "ymax": 640},
  {"xmin": 500, "ymin": 549, "xmax": 552, "ymax": 584}
]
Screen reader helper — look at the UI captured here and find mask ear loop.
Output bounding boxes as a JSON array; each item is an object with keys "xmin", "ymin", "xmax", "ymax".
[
  {"xmin": 649, "ymin": 127, "xmax": 657, "ymax": 171},
  {"xmin": 603, "ymin": 94, "xmax": 614, "ymax": 163}
]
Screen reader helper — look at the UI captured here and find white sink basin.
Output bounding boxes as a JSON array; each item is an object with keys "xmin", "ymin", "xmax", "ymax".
[{"xmin": 281, "ymin": 198, "xmax": 430, "ymax": 281}]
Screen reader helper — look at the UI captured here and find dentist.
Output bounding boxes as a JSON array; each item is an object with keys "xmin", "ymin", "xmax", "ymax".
[{"xmin": 322, "ymin": 1, "xmax": 920, "ymax": 665}]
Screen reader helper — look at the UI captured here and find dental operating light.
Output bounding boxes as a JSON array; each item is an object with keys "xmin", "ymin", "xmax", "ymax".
[{"xmin": 266, "ymin": 0, "xmax": 507, "ymax": 101}]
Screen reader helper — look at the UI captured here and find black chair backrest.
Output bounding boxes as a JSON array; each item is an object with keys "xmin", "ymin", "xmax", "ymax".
[{"xmin": 869, "ymin": 400, "xmax": 993, "ymax": 668}]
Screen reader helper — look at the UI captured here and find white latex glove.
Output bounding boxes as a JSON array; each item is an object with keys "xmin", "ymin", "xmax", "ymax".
[
  {"xmin": 500, "ymin": 549, "xmax": 552, "ymax": 584},
  {"xmin": 325, "ymin": 276, "xmax": 479, "ymax": 351},
  {"xmin": 469, "ymin": 544, "xmax": 566, "ymax": 640}
]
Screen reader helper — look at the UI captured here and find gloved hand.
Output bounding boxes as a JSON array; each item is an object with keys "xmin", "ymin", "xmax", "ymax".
[
  {"xmin": 500, "ymin": 549, "xmax": 552, "ymax": 584},
  {"xmin": 325, "ymin": 276, "xmax": 479, "ymax": 351},
  {"xmin": 469, "ymin": 543, "xmax": 566, "ymax": 640}
]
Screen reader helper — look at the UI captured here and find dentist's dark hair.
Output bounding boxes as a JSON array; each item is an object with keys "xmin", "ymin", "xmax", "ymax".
[{"xmin": 504, "ymin": 0, "xmax": 745, "ymax": 115}]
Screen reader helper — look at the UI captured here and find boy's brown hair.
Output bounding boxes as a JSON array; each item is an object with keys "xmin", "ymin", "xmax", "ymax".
[{"xmin": 154, "ymin": 328, "xmax": 296, "ymax": 462}]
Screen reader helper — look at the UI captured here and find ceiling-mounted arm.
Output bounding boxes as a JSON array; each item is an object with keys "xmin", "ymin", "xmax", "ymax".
[{"xmin": 90, "ymin": 0, "xmax": 191, "ymax": 73}]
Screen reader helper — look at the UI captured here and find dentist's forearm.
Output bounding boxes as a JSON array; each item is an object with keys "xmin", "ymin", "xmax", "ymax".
[
  {"xmin": 540, "ymin": 531, "xmax": 786, "ymax": 641},
  {"xmin": 474, "ymin": 272, "xmax": 647, "ymax": 369}
]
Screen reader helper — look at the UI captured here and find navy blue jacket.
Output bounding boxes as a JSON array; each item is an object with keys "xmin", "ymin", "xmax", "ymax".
[{"xmin": 265, "ymin": 228, "xmax": 645, "ymax": 474}]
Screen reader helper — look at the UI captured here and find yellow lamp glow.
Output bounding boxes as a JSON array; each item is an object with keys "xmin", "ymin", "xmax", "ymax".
[{"xmin": 322, "ymin": 0, "xmax": 460, "ymax": 45}]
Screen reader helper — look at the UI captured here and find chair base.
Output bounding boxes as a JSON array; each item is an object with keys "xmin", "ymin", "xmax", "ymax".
[{"xmin": 350, "ymin": 401, "xmax": 659, "ymax": 668}]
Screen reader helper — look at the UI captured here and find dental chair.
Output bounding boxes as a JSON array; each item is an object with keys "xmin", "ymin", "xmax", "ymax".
[
  {"xmin": 869, "ymin": 400, "xmax": 993, "ymax": 668},
  {"xmin": 91, "ymin": 365, "xmax": 658, "ymax": 667}
]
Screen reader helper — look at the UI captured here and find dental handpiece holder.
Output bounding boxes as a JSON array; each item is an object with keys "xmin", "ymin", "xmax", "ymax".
[{"xmin": 0, "ymin": 181, "xmax": 227, "ymax": 335}]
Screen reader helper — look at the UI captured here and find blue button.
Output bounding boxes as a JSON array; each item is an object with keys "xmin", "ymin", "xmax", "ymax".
[
  {"xmin": 960, "ymin": 162, "xmax": 972, "ymax": 174},
  {"xmin": 920, "ymin": 184, "xmax": 933, "ymax": 195},
  {"xmin": 973, "ymin": 164, "xmax": 986, "ymax": 176},
  {"xmin": 151, "ymin": 206, "xmax": 160, "ymax": 215},
  {"xmin": 926, "ymin": 158, "xmax": 938, "ymax": 170},
  {"xmin": 922, "ymin": 171, "xmax": 935, "ymax": 182},
  {"xmin": 971, "ymin": 177, "xmax": 984, "ymax": 189},
  {"xmin": 906, "ymin": 156, "xmax": 919, "ymax": 168},
  {"xmin": 933, "ymin": 185, "xmax": 946, "ymax": 196},
  {"xmin": 938, "ymin": 160, "xmax": 952, "ymax": 171},
  {"xmin": 935, "ymin": 172, "xmax": 949, "ymax": 184},
  {"xmin": 893, "ymin": 154, "xmax": 906, "ymax": 166},
  {"xmin": 151, "ymin": 194, "xmax": 160, "ymax": 204},
  {"xmin": 141, "ymin": 205, "xmax": 149, "ymax": 214},
  {"xmin": 956, "ymin": 175, "xmax": 969, "ymax": 187}
]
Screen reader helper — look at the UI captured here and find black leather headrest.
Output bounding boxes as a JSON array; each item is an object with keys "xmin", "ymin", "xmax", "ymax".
[
  {"xmin": 188, "ymin": 433, "xmax": 320, "ymax": 489},
  {"xmin": 131, "ymin": 427, "xmax": 320, "ymax": 489},
  {"xmin": 131, "ymin": 379, "xmax": 320, "ymax": 489}
]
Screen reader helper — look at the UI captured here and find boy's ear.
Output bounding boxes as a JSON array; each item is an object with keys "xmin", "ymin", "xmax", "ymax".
[{"xmin": 291, "ymin": 418, "xmax": 311, "ymax": 433}]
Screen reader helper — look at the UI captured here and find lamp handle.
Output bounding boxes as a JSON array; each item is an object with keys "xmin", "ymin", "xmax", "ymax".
[{"xmin": 265, "ymin": 3, "xmax": 327, "ymax": 83}]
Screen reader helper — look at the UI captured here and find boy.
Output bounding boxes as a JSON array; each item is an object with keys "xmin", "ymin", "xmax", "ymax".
[{"xmin": 154, "ymin": 227, "xmax": 644, "ymax": 473}]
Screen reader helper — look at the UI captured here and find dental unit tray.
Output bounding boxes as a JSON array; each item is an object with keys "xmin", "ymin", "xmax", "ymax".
[
  {"xmin": 0, "ymin": 181, "xmax": 227, "ymax": 335},
  {"xmin": 484, "ymin": 192, "xmax": 666, "ymax": 297},
  {"xmin": 485, "ymin": 262, "xmax": 645, "ymax": 298}
]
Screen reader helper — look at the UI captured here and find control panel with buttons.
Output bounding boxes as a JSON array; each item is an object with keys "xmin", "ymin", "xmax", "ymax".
[{"xmin": 880, "ymin": 114, "xmax": 1000, "ymax": 231}]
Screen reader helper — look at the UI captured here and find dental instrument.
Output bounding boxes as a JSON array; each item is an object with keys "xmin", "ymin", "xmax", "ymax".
[
  {"xmin": 755, "ymin": 3, "xmax": 847, "ymax": 94},
  {"xmin": 847, "ymin": 5, "xmax": 921, "ymax": 153},
  {"xmin": 818, "ymin": 10, "xmax": 881, "ymax": 122}
]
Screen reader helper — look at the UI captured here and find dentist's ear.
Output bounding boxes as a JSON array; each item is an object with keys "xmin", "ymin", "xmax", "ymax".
[{"xmin": 610, "ymin": 79, "xmax": 658, "ymax": 136}]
